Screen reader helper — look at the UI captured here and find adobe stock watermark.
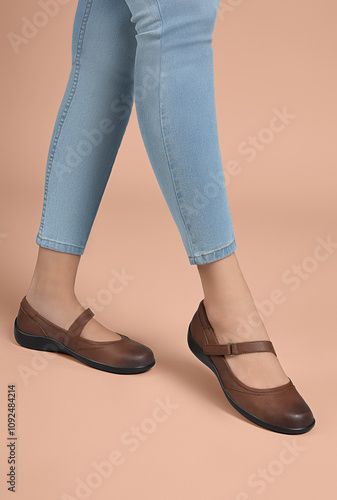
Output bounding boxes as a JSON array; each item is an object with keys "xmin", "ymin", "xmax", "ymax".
[
  {"xmin": 60, "ymin": 397, "xmax": 179, "ymax": 500},
  {"xmin": 235, "ymin": 438, "xmax": 306, "ymax": 499},
  {"xmin": 179, "ymin": 106, "xmax": 296, "ymax": 217},
  {"xmin": 235, "ymin": 235, "xmax": 336, "ymax": 340},
  {"xmin": 218, "ymin": 0, "xmax": 247, "ymax": 20},
  {"xmin": 82, "ymin": 267, "xmax": 135, "ymax": 313},
  {"xmin": 7, "ymin": 0, "xmax": 74, "ymax": 54},
  {"xmin": 17, "ymin": 348, "xmax": 58, "ymax": 386},
  {"xmin": 7, "ymin": 0, "xmax": 245, "ymax": 54}
]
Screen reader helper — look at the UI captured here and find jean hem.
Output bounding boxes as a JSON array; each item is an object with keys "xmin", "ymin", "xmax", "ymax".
[
  {"xmin": 36, "ymin": 235, "xmax": 84, "ymax": 256},
  {"xmin": 188, "ymin": 239, "xmax": 237, "ymax": 265}
]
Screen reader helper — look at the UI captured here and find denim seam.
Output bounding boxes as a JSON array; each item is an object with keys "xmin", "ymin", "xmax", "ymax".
[
  {"xmin": 154, "ymin": 0, "xmax": 195, "ymax": 258},
  {"xmin": 36, "ymin": 235, "xmax": 84, "ymax": 250},
  {"xmin": 38, "ymin": 0, "xmax": 94, "ymax": 237},
  {"xmin": 188, "ymin": 238, "xmax": 236, "ymax": 259}
]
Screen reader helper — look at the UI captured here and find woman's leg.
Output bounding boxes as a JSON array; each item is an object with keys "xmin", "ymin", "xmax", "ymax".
[
  {"xmin": 122, "ymin": 0, "xmax": 289, "ymax": 388},
  {"xmin": 197, "ymin": 254, "xmax": 289, "ymax": 389},
  {"xmin": 36, "ymin": 0, "xmax": 136, "ymax": 254},
  {"xmin": 124, "ymin": 0, "xmax": 236, "ymax": 264},
  {"xmin": 27, "ymin": 0, "xmax": 137, "ymax": 341}
]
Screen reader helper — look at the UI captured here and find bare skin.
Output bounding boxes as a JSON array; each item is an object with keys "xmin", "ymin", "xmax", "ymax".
[
  {"xmin": 197, "ymin": 252, "xmax": 290, "ymax": 389},
  {"xmin": 26, "ymin": 247, "xmax": 122, "ymax": 342},
  {"xmin": 26, "ymin": 247, "xmax": 289, "ymax": 389}
]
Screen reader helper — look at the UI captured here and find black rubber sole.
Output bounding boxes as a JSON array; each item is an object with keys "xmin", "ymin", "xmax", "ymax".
[
  {"xmin": 14, "ymin": 319, "xmax": 155, "ymax": 375},
  {"xmin": 187, "ymin": 325, "xmax": 315, "ymax": 435}
]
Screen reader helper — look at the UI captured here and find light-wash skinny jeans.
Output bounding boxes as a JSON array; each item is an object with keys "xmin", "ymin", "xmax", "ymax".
[{"xmin": 36, "ymin": 0, "xmax": 237, "ymax": 265}]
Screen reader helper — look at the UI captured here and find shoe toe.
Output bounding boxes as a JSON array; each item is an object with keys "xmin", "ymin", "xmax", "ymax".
[
  {"xmin": 282, "ymin": 404, "xmax": 315, "ymax": 432},
  {"xmin": 264, "ymin": 388, "xmax": 315, "ymax": 433},
  {"xmin": 123, "ymin": 339, "xmax": 155, "ymax": 369}
]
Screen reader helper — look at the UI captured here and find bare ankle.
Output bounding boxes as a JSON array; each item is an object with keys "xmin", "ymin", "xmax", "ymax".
[
  {"xmin": 27, "ymin": 281, "xmax": 77, "ymax": 306},
  {"xmin": 27, "ymin": 247, "xmax": 80, "ymax": 303}
]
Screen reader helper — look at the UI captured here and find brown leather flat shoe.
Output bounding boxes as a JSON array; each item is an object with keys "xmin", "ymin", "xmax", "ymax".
[
  {"xmin": 188, "ymin": 299, "xmax": 315, "ymax": 434},
  {"xmin": 14, "ymin": 296, "xmax": 155, "ymax": 374}
]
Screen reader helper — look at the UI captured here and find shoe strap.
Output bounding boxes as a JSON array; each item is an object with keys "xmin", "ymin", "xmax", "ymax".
[
  {"xmin": 67, "ymin": 308, "xmax": 95, "ymax": 338},
  {"xmin": 203, "ymin": 340, "xmax": 276, "ymax": 357}
]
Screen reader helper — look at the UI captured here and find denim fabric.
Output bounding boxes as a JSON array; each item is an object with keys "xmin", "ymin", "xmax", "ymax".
[{"xmin": 36, "ymin": 0, "xmax": 237, "ymax": 265}]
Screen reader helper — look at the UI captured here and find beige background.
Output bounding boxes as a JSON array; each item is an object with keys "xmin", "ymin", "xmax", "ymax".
[{"xmin": 1, "ymin": 0, "xmax": 336, "ymax": 498}]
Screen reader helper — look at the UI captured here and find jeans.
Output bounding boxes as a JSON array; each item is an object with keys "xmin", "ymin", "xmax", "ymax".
[{"xmin": 36, "ymin": 0, "xmax": 237, "ymax": 265}]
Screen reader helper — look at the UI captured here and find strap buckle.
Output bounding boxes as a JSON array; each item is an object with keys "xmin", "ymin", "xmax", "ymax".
[{"xmin": 227, "ymin": 343, "xmax": 234, "ymax": 357}]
